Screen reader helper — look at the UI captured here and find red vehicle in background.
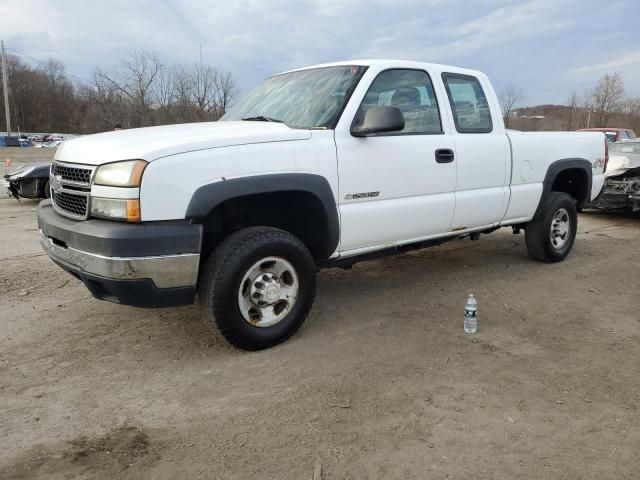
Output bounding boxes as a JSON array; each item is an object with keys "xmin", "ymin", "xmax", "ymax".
[{"xmin": 577, "ymin": 128, "xmax": 636, "ymax": 143}]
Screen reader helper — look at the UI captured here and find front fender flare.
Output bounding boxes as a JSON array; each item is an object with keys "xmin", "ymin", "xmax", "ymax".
[{"xmin": 185, "ymin": 173, "xmax": 339, "ymax": 258}]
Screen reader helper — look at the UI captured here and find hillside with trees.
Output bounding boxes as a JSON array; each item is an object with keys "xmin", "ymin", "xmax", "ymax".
[
  {"xmin": 502, "ymin": 73, "xmax": 640, "ymax": 133},
  {"xmin": 1, "ymin": 51, "xmax": 638, "ymax": 136},
  {"xmin": 0, "ymin": 51, "xmax": 235, "ymax": 134}
]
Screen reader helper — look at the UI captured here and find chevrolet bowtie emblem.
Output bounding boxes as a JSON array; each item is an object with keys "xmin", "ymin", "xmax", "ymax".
[{"xmin": 50, "ymin": 174, "xmax": 63, "ymax": 191}]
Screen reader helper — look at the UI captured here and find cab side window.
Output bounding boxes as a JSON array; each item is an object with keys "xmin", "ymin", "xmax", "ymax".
[
  {"xmin": 354, "ymin": 69, "xmax": 442, "ymax": 134},
  {"xmin": 442, "ymin": 73, "xmax": 492, "ymax": 133}
]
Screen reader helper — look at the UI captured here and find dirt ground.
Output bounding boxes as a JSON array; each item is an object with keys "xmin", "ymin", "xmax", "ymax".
[{"xmin": 1, "ymin": 147, "xmax": 639, "ymax": 479}]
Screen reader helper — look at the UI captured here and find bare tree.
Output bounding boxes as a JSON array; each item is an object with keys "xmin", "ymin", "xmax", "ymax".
[
  {"xmin": 622, "ymin": 97, "xmax": 640, "ymax": 120},
  {"xmin": 623, "ymin": 96, "xmax": 640, "ymax": 133},
  {"xmin": 95, "ymin": 51, "xmax": 162, "ymax": 127},
  {"xmin": 171, "ymin": 65, "xmax": 195, "ymax": 122},
  {"xmin": 212, "ymin": 69, "xmax": 236, "ymax": 118},
  {"xmin": 188, "ymin": 62, "xmax": 217, "ymax": 120},
  {"xmin": 590, "ymin": 72, "xmax": 624, "ymax": 127},
  {"xmin": 183, "ymin": 64, "xmax": 236, "ymax": 121},
  {"xmin": 1, "ymin": 54, "xmax": 78, "ymax": 133},
  {"xmin": 151, "ymin": 64, "xmax": 175, "ymax": 123},
  {"xmin": 91, "ymin": 68, "xmax": 131, "ymax": 129},
  {"xmin": 566, "ymin": 91, "xmax": 579, "ymax": 130},
  {"xmin": 499, "ymin": 86, "xmax": 523, "ymax": 128},
  {"xmin": 2, "ymin": 50, "xmax": 236, "ymax": 133},
  {"xmin": 579, "ymin": 91, "xmax": 594, "ymax": 128},
  {"xmin": 41, "ymin": 59, "xmax": 76, "ymax": 132}
]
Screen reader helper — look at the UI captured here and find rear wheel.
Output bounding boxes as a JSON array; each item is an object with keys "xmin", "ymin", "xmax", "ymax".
[
  {"xmin": 525, "ymin": 192, "xmax": 577, "ymax": 262},
  {"xmin": 199, "ymin": 226, "xmax": 317, "ymax": 350}
]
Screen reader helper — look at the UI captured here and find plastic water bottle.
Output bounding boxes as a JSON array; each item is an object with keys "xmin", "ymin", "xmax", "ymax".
[{"xmin": 464, "ymin": 294, "xmax": 478, "ymax": 333}]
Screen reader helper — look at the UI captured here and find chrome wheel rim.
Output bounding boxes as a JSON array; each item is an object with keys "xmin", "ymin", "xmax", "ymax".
[
  {"xmin": 237, "ymin": 257, "xmax": 299, "ymax": 328},
  {"xmin": 550, "ymin": 208, "xmax": 571, "ymax": 249}
]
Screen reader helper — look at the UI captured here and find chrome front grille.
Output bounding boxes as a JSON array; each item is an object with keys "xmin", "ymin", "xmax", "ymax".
[
  {"xmin": 52, "ymin": 190, "xmax": 88, "ymax": 217},
  {"xmin": 50, "ymin": 161, "xmax": 95, "ymax": 220},
  {"xmin": 51, "ymin": 163, "xmax": 93, "ymax": 186}
]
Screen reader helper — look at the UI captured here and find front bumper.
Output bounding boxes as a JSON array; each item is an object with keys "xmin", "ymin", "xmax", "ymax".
[
  {"xmin": 5, "ymin": 177, "xmax": 44, "ymax": 199},
  {"xmin": 588, "ymin": 179, "xmax": 640, "ymax": 212},
  {"xmin": 38, "ymin": 201, "xmax": 202, "ymax": 307}
]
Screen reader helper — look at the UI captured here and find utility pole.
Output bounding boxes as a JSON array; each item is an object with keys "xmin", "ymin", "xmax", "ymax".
[{"xmin": 1, "ymin": 40, "xmax": 11, "ymax": 136}]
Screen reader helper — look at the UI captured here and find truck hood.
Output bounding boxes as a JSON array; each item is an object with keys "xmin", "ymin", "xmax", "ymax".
[
  {"xmin": 605, "ymin": 153, "xmax": 640, "ymax": 178},
  {"xmin": 54, "ymin": 121, "xmax": 312, "ymax": 166}
]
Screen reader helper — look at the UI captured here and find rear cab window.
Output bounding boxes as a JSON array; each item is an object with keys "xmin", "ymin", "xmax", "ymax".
[
  {"xmin": 442, "ymin": 73, "xmax": 492, "ymax": 133},
  {"xmin": 605, "ymin": 132, "xmax": 618, "ymax": 143}
]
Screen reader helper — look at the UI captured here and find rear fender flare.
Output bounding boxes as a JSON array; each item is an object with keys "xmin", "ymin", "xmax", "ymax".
[{"xmin": 540, "ymin": 158, "xmax": 592, "ymax": 209}]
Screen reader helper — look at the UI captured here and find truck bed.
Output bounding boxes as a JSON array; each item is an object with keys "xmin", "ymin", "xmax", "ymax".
[{"xmin": 502, "ymin": 130, "xmax": 606, "ymax": 223}]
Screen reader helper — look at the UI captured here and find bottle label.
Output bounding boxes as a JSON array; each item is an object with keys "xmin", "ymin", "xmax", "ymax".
[{"xmin": 464, "ymin": 308, "xmax": 477, "ymax": 318}]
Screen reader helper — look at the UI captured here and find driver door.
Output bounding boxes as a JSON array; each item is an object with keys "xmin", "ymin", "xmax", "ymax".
[{"xmin": 334, "ymin": 68, "xmax": 457, "ymax": 254}]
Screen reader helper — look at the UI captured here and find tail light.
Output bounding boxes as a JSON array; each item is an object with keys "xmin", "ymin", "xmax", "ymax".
[{"xmin": 604, "ymin": 138, "xmax": 609, "ymax": 173}]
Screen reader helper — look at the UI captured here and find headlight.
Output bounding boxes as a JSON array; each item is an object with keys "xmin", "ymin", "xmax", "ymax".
[
  {"xmin": 91, "ymin": 159, "xmax": 146, "ymax": 222},
  {"xmin": 94, "ymin": 160, "xmax": 147, "ymax": 187},
  {"xmin": 91, "ymin": 197, "xmax": 141, "ymax": 222}
]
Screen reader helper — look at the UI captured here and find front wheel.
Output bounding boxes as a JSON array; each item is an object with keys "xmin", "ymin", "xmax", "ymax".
[
  {"xmin": 525, "ymin": 192, "xmax": 577, "ymax": 262},
  {"xmin": 199, "ymin": 227, "xmax": 317, "ymax": 350},
  {"xmin": 42, "ymin": 179, "xmax": 51, "ymax": 199}
]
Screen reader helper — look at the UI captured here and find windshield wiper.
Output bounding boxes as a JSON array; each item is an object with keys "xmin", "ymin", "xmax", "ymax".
[{"xmin": 241, "ymin": 115, "xmax": 284, "ymax": 124}]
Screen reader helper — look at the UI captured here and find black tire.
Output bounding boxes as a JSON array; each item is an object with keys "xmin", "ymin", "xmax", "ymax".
[
  {"xmin": 199, "ymin": 226, "xmax": 317, "ymax": 351},
  {"xmin": 525, "ymin": 192, "xmax": 577, "ymax": 262},
  {"xmin": 43, "ymin": 180, "xmax": 51, "ymax": 199}
]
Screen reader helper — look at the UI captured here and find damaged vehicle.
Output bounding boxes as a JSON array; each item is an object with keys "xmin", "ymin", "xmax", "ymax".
[
  {"xmin": 4, "ymin": 162, "xmax": 51, "ymax": 200},
  {"xmin": 588, "ymin": 140, "xmax": 640, "ymax": 212}
]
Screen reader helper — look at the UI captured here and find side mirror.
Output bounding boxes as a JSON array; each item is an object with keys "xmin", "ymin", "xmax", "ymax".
[{"xmin": 351, "ymin": 106, "xmax": 405, "ymax": 137}]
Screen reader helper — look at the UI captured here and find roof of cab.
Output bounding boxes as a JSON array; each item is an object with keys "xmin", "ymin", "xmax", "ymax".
[
  {"xmin": 279, "ymin": 59, "xmax": 485, "ymax": 78},
  {"xmin": 577, "ymin": 128, "xmax": 634, "ymax": 132}
]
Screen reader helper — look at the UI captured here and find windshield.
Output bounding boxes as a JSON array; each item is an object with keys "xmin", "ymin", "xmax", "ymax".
[
  {"xmin": 611, "ymin": 142, "xmax": 640, "ymax": 155},
  {"xmin": 221, "ymin": 66, "xmax": 367, "ymax": 129}
]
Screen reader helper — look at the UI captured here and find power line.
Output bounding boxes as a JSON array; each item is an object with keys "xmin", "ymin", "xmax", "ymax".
[
  {"xmin": 5, "ymin": 46, "xmax": 89, "ymax": 84},
  {"xmin": 6, "ymin": 47, "xmax": 47, "ymax": 65}
]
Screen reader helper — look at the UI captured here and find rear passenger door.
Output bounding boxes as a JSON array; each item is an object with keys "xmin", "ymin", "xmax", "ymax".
[
  {"xmin": 335, "ymin": 68, "xmax": 457, "ymax": 253},
  {"xmin": 441, "ymin": 73, "xmax": 510, "ymax": 229}
]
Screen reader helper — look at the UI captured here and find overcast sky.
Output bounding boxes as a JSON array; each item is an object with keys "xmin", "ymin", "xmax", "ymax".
[{"xmin": 2, "ymin": 0, "xmax": 639, "ymax": 106}]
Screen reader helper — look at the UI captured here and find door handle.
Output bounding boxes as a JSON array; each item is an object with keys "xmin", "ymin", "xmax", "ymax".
[{"xmin": 435, "ymin": 149, "xmax": 455, "ymax": 163}]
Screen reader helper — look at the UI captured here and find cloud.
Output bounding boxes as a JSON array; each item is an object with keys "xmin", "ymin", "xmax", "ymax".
[
  {"xmin": 361, "ymin": 0, "xmax": 570, "ymax": 63},
  {"xmin": 0, "ymin": 0, "xmax": 638, "ymax": 104},
  {"xmin": 573, "ymin": 50, "xmax": 640, "ymax": 75}
]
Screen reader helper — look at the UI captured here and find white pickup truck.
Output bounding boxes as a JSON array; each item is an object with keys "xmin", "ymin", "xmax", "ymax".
[{"xmin": 38, "ymin": 60, "xmax": 607, "ymax": 350}]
